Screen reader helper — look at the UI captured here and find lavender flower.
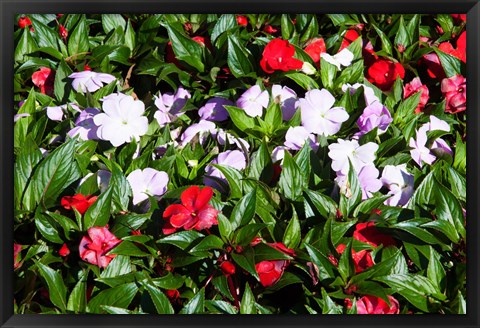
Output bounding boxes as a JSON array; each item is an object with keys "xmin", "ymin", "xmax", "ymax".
[
  {"xmin": 127, "ymin": 168, "xmax": 169, "ymax": 205},
  {"xmin": 69, "ymin": 71, "xmax": 116, "ymax": 93},
  {"xmin": 204, "ymin": 150, "xmax": 246, "ymax": 189},
  {"xmin": 272, "ymin": 146, "xmax": 288, "ymax": 164},
  {"xmin": 284, "ymin": 126, "xmax": 318, "ymax": 151},
  {"xmin": 67, "ymin": 108, "xmax": 100, "ymax": 140},
  {"xmin": 154, "ymin": 87, "xmax": 191, "ymax": 126},
  {"xmin": 381, "ymin": 164, "xmax": 414, "ymax": 207},
  {"xmin": 356, "ymin": 101, "xmax": 393, "ymax": 135},
  {"xmin": 45, "ymin": 103, "xmax": 80, "ymax": 121},
  {"xmin": 214, "ymin": 129, "xmax": 250, "ymax": 152},
  {"xmin": 272, "ymin": 85, "xmax": 298, "ymax": 121},
  {"xmin": 236, "ymin": 85, "xmax": 269, "ymax": 117},
  {"xmin": 409, "ymin": 128, "xmax": 436, "ymax": 168},
  {"xmin": 328, "ymin": 139, "xmax": 378, "ymax": 175},
  {"xmin": 179, "ymin": 120, "xmax": 217, "ymax": 146},
  {"xmin": 198, "ymin": 97, "xmax": 233, "ymax": 121}
]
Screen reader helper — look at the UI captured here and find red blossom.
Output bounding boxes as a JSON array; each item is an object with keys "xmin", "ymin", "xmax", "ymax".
[
  {"xmin": 14, "ymin": 243, "xmax": 22, "ymax": 269},
  {"xmin": 59, "ymin": 24, "xmax": 68, "ymax": 39},
  {"xmin": 353, "ymin": 222, "xmax": 396, "ymax": 247},
  {"xmin": 356, "ymin": 295, "xmax": 400, "ymax": 314},
  {"xmin": 441, "ymin": 74, "xmax": 466, "ymax": 114},
  {"xmin": 220, "ymin": 261, "xmax": 236, "ymax": 276},
  {"xmin": 166, "ymin": 289, "xmax": 180, "ymax": 300},
  {"xmin": 59, "ymin": 243, "xmax": 70, "ymax": 257},
  {"xmin": 438, "ymin": 31, "xmax": 466, "ymax": 63},
  {"xmin": 31, "ymin": 67, "xmax": 55, "ymax": 96},
  {"xmin": 263, "ymin": 25, "xmax": 278, "ymax": 35},
  {"xmin": 255, "ymin": 242, "xmax": 295, "ymax": 287},
  {"xmin": 260, "ymin": 38, "xmax": 303, "ymax": 74},
  {"xmin": 79, "ymin": 226, "xmax": 121, "ymax": 268},
  {"xmin": 403, "ymin": 77, "xmax": 430, "ymax": 113},
  {"xmin": 339, "ymin": 29, "xmax": 360, "ymax": 52},
  {"xmin": 162, "ymin": 186, "xmax": 219, "ymax": 234},
  {"xmin": 304, "ymin": 38, "xmax": 326, "ymax": 66},
  {"xmin": 335, "ymin": 244, "xmax": 374, "ymax": 273},
  {"xmin": 236, "ymin": 15, "xmax": 248, "ymax": 27},
  {"xmin": 18, "ymin": 16, "xmax": 32, "ymax": 29},
  {"xmin": 61, "ymin": 194, "xmax": 98, "ymax": 215},
  {"xmin": 365, "ymin": 59, "xmax": 405, "ymax": 91}
]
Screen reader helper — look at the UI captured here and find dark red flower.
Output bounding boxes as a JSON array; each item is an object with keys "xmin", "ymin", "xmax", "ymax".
[
  {"xmin": 260, "ymin": 38, "xmax": 303, "ymax": 74},
  {"xmin": 14, "ymin": 243, "xmax": 22, "ymax": 269},
  {"xmin": 79, "ymin": 226, "xmax": 121, "ymax": 268},
  {"xmin": 18, "ymin": 16, "xmax": 32, "ymax": 29},
  {"xmin": 61, "ymin": 194, "xmax": 97, "ymax": 215},
  {"xmin": 59, "ymin": 24, "xmax": 68, "ymax": 40},
  {"xmin": 236, "ymin": 15, "xmax": 248, "ymax": 27},
  {"xmin": 335, "ymin": 244, "xmax": 374, "ymax": 273},
  {"xmin": 421, "ymin": 53, "xmax": 445, "ymax": 80},
  {"xmin": 403, "ymin": 77, "xmax": 430, "ymax": 113},
  {"xmin": 220, "ymin": 261, "xmax": 236, "ymax": 276},
  {"xmin": 31, "ymin": 67, "xmax": 55, "ymax": 96},
  {"xmin": 356, "ymin": 295, "xmax": 400, "ymax": 314},
  {"xmin": 353, "ymin": 222, "xmax": 396, "ymax": 247},
  {"xmin": 451, "ymin": 14, "xmax": 466, "ymax": 23},
  {"xmin": 441, "ymin": 74, "xmax": 466, "ymax": 114},
  {"xmin": 166, "ymin": 289, "xmax": 180, "ymax": 300},
  {"xmin": 365, "ymin": 59, "xmax": 405, "ymax": 91},
  {"xmin": 162, "ymin": 186, "xmax": 219, "ymax": 234},
  {"xmin": 304, "ymin": 38, "xmax": 326, "ymax": 66},
  {"xmin": 339, "ymin": 29, "xmax": 360, "ymax": 52},
  {"xmin": 438, "ymin": 31, "xmax": 466, "ymax": 63},
  {"xmin": 59, "ymin": 243, "xmax": 70, "ymax": 257},
  {"xmin": 255, "ymin": 242, "xmax": 295, "ymax": 287},
  {"xmin": 263, "ymin": 25, "xmax": 278, "ymax": 35}
]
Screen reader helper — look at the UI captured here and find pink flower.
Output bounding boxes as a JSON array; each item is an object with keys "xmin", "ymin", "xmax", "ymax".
[
  {"xmin": 404, "ymin": 77, "xmax": 430, "ymax": 113},
  {"xmin": 32, "ymin": 67, "xmax": 55, "ymax": 96},
  {"xmin": 355, "ymin": 295, "xmax": 400, "ymax": 314},
  {"xmin": 441, "ymin": 74, "xmax": 466, "ymax": 114},
  {"xmin": 162, "ymin": 186, "xmax": 219, "ymax": 234},
  {"xmin": 79, "ymin": 226, "xmax": 122, "ymax": 268}
]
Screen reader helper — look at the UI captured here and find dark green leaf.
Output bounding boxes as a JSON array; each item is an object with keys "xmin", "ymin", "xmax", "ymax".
[
  {"xmin": 86, "ymin": 282, "xmax": 138, "ymax": 314},
  {"xmin": 180, "ymin": 288, "xmax": 205, "ymax": 314},
  {"xmin": 36, "ymin": 262, "xmax": 67, "ymax": 312},
  {"xmin": 83, "ymin": 183, "xmax": 114, "ymax": 229}
]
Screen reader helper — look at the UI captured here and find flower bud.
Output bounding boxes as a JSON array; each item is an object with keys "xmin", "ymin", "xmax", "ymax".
[
  {"xmin": 220, "ymin": 261, "xmax": 236, "ymax": 276},
  {"xmin": 301, "ymin": 62, "xmax": 316, "ymax": 75},
  {"xmin": 236, "ymin": 15, "xmax": 248, "ymax": 27},
  {"xmin": 18, "ymin": 16, "xmax": 32, "ymax": 29},
  {"xmin": 59, "ymin": 243, "xmax": 70, "ymax": 257}
]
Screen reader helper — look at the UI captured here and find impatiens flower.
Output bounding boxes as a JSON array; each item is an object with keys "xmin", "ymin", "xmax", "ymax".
[
  {"xmin": 284, "ymin": 126, "xmax": 317, "ymax": 151},
  {"xmin": 342, "ymin": 83, "xmax": 380, "ymax": 106},
  {"xmin": 403, "ymin": 77, "xmax": 430, "ymax": 113},
  {"xmin": 260, "ymin": 38, "xmax": 303, "ymax": 74},
  {"xmin": 353, "ymin": 222, "xmax": 396, "ymax": 247},
  {"xmin": 93, "ymin": 93, "xmax": 148, "ymax": 147},
  {"xmin": 441, "ymin": 74, "xmax": 466, "ymax": 114},
  {"xmin": 162, "ymin": 186, "xmax": 219, "ymax": 234},
  {"xmin": 61, "ymin": 194, "xmax": 98, "ymax": 215},
  {"xmin": 335, "ymin": 164, "xmax": 382, "ymax": 200},
  {"xmin": 272, "ymin": 85, "xmax": 298, "ymax": 121},
  {"xmin": 127, "ymin": 168, "xmax": 169, "ymax": 205},
  {"xmin": 263, "ymin": 25, "xmax": 278, "ymax": 35},
  {"xmin": 328, "ymin": 139, "xmax": 378, "ymax": 175},
  {"xmin": 179, "ymin": 119, "xmax": 217, "ymax": 146},
  {"xmin": 204, "ymin": 150, "xmax": 247, "ymax": 189},
  {"xmin": 236, "ymin": 15, "xmax": 248, "ymax": 26},
  {"xmin": 214, "ymin": 129, "xmax": 250, "ymax": 152},
  {"xmin": 198, "ymin": 97, "xmax": 233, "ymax": 121},
  {"xmin": 68, "ymin": 71, "xmax": 116, "ymax": 93},
  {"xmin": 67, "ymin": 107, "xmax": 101, "ymax": 140},
  {"xmin": 14, "ymin": 113, "xmax": 30, "ymax": 122},
  {"xmin": 299, "ymin": 89, "xmax": 349, "ymax": 136},
  {"xmin": 32, "ymin": 67, "xmax": 55, "ymax": 96},
  {"xmin": 44, "ymin": 103, "xmax": 81, "ymax": 122},
  {"xmin": 59, "ymin": 243, "xmax": 70, "ymax": 257},
  {"xmin": 14, "ymin": 243, "xmax": 22, "ymax": 269},
  {"xmin": 154, "ymin": 87, "xmax": 192, "ymax": 126},
  {"xmin": 255, "ymin": 242, "xmax": 295, "ymax": 287},
  {"xmin": 335, "ymin": 244, "xmax": 374, "ymax": 273},
  {"xmin": 79, "ymin": 226, "xmax": 122, "ymax": 268},
  {"xmin": 438, "ymin": 31, "xmax": 466, "ymax": 63},
  {"xmin": 366, "ymin": 59, "xmax": 405, "ymax": 91},
  {"xmin": 356, "ymin": 101, "xmax": 392, "ymax": 136},
  {"xmin": 339, "ymin": 29, "xmax": 360, "ymax": 51},
  {"xmin": 355, "ymin": 295, "xmax": 400, "ymax": 314},
  {"xmin": 304, "ymin": 38, "xmax": 326, "ymax": 65},
  {"xmin": 421, "ymin": 52, "xmax": 446, "ymax": 80},
  {"xmin": 236, "ymin": 85, "xmax": 269, "ymax": 117},
  {"xmin": 320, "ymin": 48, "xmax": 354, "ymax": 70},
  {"xmin": 381, "ymin": 164, "xmax": 414, "ymax": 207},
  {"xmin": 18, "ymin": 16, "xmax": 32, "ymax": 29},
  {"xmin": 409, "ymin": 128, "xmax": 436, "ymax": 167},
  {"xmin": 271, "ymin": 146, "xmax": 288, "ymax": 164},
  {"xmin": 220, "ymin": 261, "xmax": 236, "ymax": 276}
]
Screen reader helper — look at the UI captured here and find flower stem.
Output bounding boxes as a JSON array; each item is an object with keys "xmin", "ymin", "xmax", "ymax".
[{"xmin": 227, "ymin": 275, "xmax": 240, "ymax": 309}]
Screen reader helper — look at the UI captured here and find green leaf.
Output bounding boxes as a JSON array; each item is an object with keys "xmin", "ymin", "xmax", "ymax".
[
  {"xmin": 46, "ymin": 212, "xmax": 79, "ymax": 240},
  {"xmin": 240, "ymin": 283, "xmax": 256, "ymax": 314},
  {"xmin": 394, "ymin": 16, "xmax": 410, "ymax": 49},
  {"xmin": 124, "ymin": 19, "xmax": 136, "ymax": 52},
  {"xmin": 394, "ymin": 91, "xmax": 421, "ymax": 126},
  {"xmin": 434, "ymin": 48, "xmax": 462, "ymax": 78},
  {"xmin": 68, "ymin": 17, "xmax": 89, "ymax": 57},
  {"xmin": 281, "ymin": 14, "xmax": 295, "ymax": 40},
  {"xmin": 339, "ymin": 161, "xmax": 362, "ymax": 217},
  {"xmin": 67, "ymin": 270, "xmax": 88, "ymax": 313},
  {"xmin": 452, "ymin": 133, "xmax": 466, "ymax": 173},
  {"xmin": 248, "ymin": 140, "xmax": 272, "ymax": 181},
  {"xmin": 102, "ymin": 14, "xmax": 126, "ymax": 34},
  {"xmin": 278, "ymin": 152, "xmax": 304, "ymax": 201},
  {"xmin": 231, "ymin": 246, "xmax": 259, "ymax": 280},
  {"xmin": 100, "ymin": 255, "xmax": 132, "ymax": 278},
  {"xmin": 304, "ymin": 189, "xmax": 337, "ymax": 220},
  {"xmin": 235, "ymin": 224, "xmax": 266, "ymax": 247},
  {"xmin": 211, "ymin": 14, "xmax": 237, "ymax": 44},
  {"xmin": 142, "ymin": 282, "xmax": 175, "ymax": 314},
  {"xmin": 447, "ymin": 166, "xmax": 466, "ymax": 202},
  {"xmin": 434, "ymin": 179, "xmax": 466, "ymax": 240},
  {"xmin": 109, "ymin": 161, "xmax": 131, "ymax": 212},
  {"xmin": 353, "ymin": 195, "xmax": 391, "ymax": 217},
  {"xmin": 205, "ymin": 300, "xmax": 238, "ymax": 314},
  {"xmin": 427, "ymin": 246, "xmax": 447, "ymax": 292},
  {"xmin": 319, "ymin": 58, "xmax": 337, "ymax": 90},
  {"xmin": 283, "ymin": 206, "xmax": 301, "ymax": 249},
  {"xmin": 83, "ymin": 183, "xmax": 114, "ymax": 229},
  {"xmin": 350, "ymin": 249, "xmax": 404, "ymax": 284},
  {"xmin": 373, "ymin": 23, "xmax": 393, "ymax": 56},
  {"xmin": 224, "ymin": 105, "xmax": 257, "ymax": 133},
  {"xmin": 304, "ymin": 243, "xmax": 337, "ymax": 282},
  {"xmin": 210, "ymin": 163, "xmax": 243, "ymax": 199},
  {"xmin": 111, "ymin": 213, "xmax": 150, "ymax": 238},
  {"xmin": 263, "ymin": 102, "xmax": 283, "ymax": 135},
  {"xmin": 108, "ymin": 240, "xmax": 149, "ymax": 257},
  {"xmin": 338, "ymin": 241, "xmax": 355, "ymax": 282},
  {"xmin": 164, "ymin": 24, "xmax": 204, "ymax": 72},
  {"xmin": 189, "ymin": 234, "xmax": 225, "ymax": 253},
  {"xmin": 54, "ymin": 59, "xmax": 73, "ymax": 103},
  {"xmin": 285, "ymin": 72, "xmax": 319, "ymax": 90},
  {"xmin": 86, "ymin": 282, "xmax": 138, "ymax": 314},
  {"xmin": 36, "ymin": 262, "xmax": 67, "ymax": 312},
  {"xmin": 230, "ymin": 188, "xmax": 256, "ymax": 229},
  {"xmin": 157, "ymin": 230, "xmax": 204, "ymax": 250},
  {"xmin": 180, "ymin": 288, "xmax": 205, "ymax": 314}
]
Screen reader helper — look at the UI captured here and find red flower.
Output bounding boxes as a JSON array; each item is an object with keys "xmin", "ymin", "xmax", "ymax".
[
  {"xmin": 339, "ymin": 29, "xmax": 360, "ymax": 52},
  {"xmin": 403, "ymin": 77, "xmax": 430, "ymax": 113},
  {"xmin": 255, "ymin": 242, "xmax": 295, "ymax": 287},
  {"xmin": 438, "ymin": 31, "xmax": 466, "ymax": 63},
  {"xmin": 335, "ymin": 244, "xmax": 374, "ymax": 273},
  {"xmin": 79, "ymin": 226, "xmax": 121, "ymax": 268},
  {"xmin": 59, "ymin": 24, "xmax": 68, "ymax": 40},
  {"xmin": 353, "ymin": 222, "xmax": 396, "ymax": 247},
  {"xmin": 263, "ymin": 25, "xmax": 278, "ymax": 35},
  {"xmin": 441, "ymin": 74, "xmax": 466, "ymax": 114},
  {"xmin": 236, "ymin": 15, "xmax": 248, "ymax": 27},
  {"xmin": 304, "ymin": 38, "xmax": 326, "ymax": 65},
  {"xmin": 162, "ymin": 186, "xmax": 219, "ymax": 234},
  {"xmin": 365, "ymin": 59, "xmax": 405, "ymax": 91},
  {"xmin": 421, "ymin": 53, "xmax": 445, "ymax": 80},
  {"xmin": 31, "ymin": 67, "xmax": 55, "ymax": 96},
  {"xmin": 61, "ymin": 194, "xmax": 98, "ymax": 215},
  {"xmin": 451, "ymin": 14, "xmax": 466, "ymax": 23},
  {"xmin": 260, "ymin": 38, "xmax": 303, "ymax": 74},
  {"xmin": 166, "ymin": 289, "xmax": 180, "ymax": 300},
  {"xmin": 355, "ymin": 295, "xmax": 400, "ymax": 314},
  {"xmin": 220, "ymin": 261, "xmax": 236, "ymax": 276},
  {"xmin": 59, "ymin": 243, "xmax": 70, "ymax": 257},
  {"xmin": 18, "ymin": 16, "xmax": 32, "ymax": 29},
  {"xmin": 14, "ymin": 243, "xmax": 22, "ymax": 269}
]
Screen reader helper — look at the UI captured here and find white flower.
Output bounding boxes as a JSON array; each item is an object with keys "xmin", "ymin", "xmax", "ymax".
[
  {"xmin": 93, "ymin": 93, "xmax": 148, "ymax": 147},
  {"xmin": 69, "ymin": 71, "xmax": 116, "ymax": 93},
  {"xmin": 127, "ymin": 168, "xmax": 169, "ymax": 205},
  {"xmin": 320, "ymin": 48, "xmax": 354, "ymax": 70},
  {"xmin": 381, "ymin": 164, "xmax": 414, "ymax": 207},
  {"xmin": 328, "ymin": 139, "xmax": 378, "ymax": 175}
]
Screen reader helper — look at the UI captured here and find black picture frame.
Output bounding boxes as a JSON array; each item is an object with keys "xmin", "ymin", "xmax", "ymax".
[{"xmin": 1, "ymin": 1, "xmax": 479, "ymax": 327}]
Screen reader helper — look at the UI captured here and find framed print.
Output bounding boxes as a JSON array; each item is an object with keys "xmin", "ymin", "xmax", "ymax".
[{"xmin": 1, "ymin": 0, "xmax": 479, "ymax": 327}]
